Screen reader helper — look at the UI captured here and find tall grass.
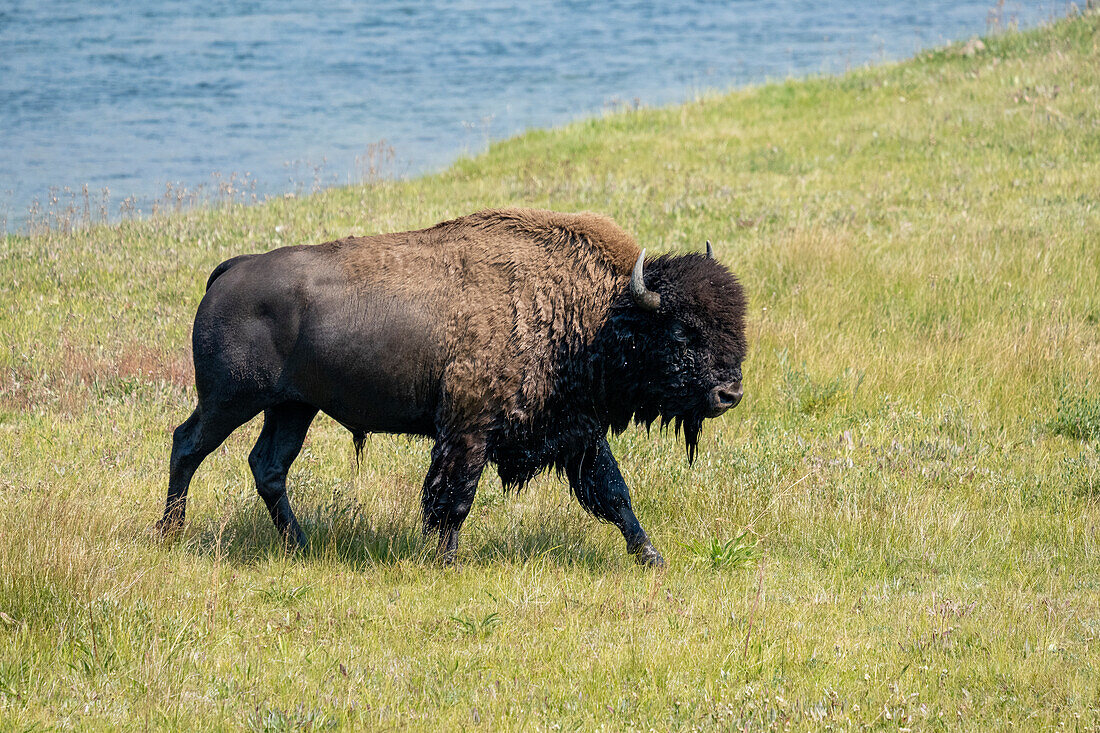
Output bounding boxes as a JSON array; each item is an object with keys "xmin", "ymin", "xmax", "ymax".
[{"xmin": 2, "ymin": 12, "xmax": 1100, "ymax": 730}]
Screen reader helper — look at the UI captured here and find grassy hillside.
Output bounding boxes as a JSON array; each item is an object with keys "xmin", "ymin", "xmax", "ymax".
[{"xmin": 2, "ymin": 13, "xmax": 1099, "ymax": 731}]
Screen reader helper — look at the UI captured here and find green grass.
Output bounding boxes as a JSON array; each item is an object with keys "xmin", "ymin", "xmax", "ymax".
[
  {"xmin": 677, "ymin": 533, "xmax": 761, "ymax": 571},
  {"xmin": 2, "ymin": 13, "xmax": 1100, "ymax": 730}
]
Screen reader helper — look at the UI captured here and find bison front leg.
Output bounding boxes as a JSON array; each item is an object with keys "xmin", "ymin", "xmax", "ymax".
[
  {"xmin": 421, "ymin": 432, "xmax": 487, "ymax": 565},
  {"xmin": 566, "ymin": 437, "xmax": 665, "ymax": 568}
]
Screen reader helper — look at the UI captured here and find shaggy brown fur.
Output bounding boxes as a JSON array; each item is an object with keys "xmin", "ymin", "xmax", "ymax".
[{"xmin": 334, "ymin": 209, "xmax": 641, "ymax": 433}]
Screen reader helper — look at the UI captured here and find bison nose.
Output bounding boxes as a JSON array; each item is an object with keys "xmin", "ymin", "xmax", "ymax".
[{"xmin": 708, "ymin": 382, "xmax": 743, "ymax": 416}]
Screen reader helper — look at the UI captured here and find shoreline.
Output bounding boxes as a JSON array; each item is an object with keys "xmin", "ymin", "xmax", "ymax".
[{"xmin": 1, "ymin": 4, "xmax": 1062, "ymax": 236}]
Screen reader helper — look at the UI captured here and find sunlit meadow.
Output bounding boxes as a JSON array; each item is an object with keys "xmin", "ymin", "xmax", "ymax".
[{"xmin": 1, "ymin": 13, "xmax": 1099, "ymax": 731}]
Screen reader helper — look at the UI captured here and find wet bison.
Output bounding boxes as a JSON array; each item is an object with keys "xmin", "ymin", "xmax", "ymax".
[{"xmin": 158, "ymin": 209, "xmax": 746, "ymax": 566}]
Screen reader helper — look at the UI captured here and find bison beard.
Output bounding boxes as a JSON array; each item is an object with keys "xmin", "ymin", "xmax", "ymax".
[{"xmin": 158, "ymin": 209, "xmax": 747, "ymax": 566}]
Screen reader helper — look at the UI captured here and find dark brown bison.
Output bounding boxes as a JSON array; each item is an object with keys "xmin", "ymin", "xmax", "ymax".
[{"xmin": 158, "ymin": 209, "xmax": 746, "ymax": 566}]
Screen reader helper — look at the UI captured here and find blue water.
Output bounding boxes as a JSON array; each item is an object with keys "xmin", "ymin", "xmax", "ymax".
[{"xmin": 0, "ymin": 1, "xmax": 1054, "ymax": 230}]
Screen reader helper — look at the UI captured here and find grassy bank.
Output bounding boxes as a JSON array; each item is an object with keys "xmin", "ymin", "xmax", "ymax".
[{"xmin": 2, "ymin": 13, "xmax": 1099, "ymax": 731}]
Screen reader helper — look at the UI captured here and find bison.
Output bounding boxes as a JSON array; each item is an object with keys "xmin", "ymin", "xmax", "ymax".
[{"xmin": 158, "ymin": 209, "xmax": 746, "ymax": 566}]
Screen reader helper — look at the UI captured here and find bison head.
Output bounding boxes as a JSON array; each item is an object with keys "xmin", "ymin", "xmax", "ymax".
[{"xmin": 600, "ymin": 243, "xmax": 747, "ymax": 462}]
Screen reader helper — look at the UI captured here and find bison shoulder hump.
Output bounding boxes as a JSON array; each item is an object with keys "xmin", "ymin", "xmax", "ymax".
[{"xmin": 461, "ymin": 208, "xmax": 641, "ymax": 275}]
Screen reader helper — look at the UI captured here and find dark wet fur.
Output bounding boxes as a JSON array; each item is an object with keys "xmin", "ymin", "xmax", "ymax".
[{"xmin": 492, "ymin": 252, "xmax": 747, "ymax": 488}]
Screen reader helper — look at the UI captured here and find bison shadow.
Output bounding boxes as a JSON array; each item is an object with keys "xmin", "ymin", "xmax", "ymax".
[{"xmin": 175, "ymin": 501, "xmax": 623, "ymax": 571}]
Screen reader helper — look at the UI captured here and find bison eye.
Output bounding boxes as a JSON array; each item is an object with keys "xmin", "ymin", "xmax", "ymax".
[{"xmin": 669, "ymin": 322, "xmax": 690, "ymax": 346}]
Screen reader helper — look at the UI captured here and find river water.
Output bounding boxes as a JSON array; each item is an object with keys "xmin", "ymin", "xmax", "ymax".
[{"xmin": 0, "ymin": 1, "xmax": 1054, "ymax": 230}]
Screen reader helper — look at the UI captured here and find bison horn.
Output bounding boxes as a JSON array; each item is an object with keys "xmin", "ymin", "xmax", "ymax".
[
  {"xmin": 705, "ymin": 240, "xmax": 714, "ymax": 259},
  {"xmin": 630, "ymin": 249, "xmax": 660, "ymax": 312}
]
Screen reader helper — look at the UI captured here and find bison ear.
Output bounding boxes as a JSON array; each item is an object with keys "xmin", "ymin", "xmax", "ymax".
[
  {"xmin": 630, "ymin": 249, "xmax": 660, "ymax": 312},
  {"xmin": 705, "ymin": 240, "xmax": 714, "ymax": 259}
]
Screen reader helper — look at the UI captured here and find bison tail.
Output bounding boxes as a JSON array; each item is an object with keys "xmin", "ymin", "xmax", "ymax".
[{"xmin": 205, "ymin": 254, "xmax": 257, "ymax": 291}]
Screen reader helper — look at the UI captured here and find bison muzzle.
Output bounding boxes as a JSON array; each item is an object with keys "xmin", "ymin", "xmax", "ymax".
[{"xmin": 158, "ymin": 209, "xmax": 747, "ymax": 566}]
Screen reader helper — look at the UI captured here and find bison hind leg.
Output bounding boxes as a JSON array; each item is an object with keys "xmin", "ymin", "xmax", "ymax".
[
  {"xmin": 248, "ymin": 402, "xmax": 318, "ymax": 550},
  {"xmin": 159, "ymin": 400, "xmax": 259, "ymax": 537}
]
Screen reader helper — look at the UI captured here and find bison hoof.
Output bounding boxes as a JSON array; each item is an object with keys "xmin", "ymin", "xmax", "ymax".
[
  {"xmin": 435, "ymin": 545, "xmax": 459, "ymax": 567},
  {"xmin": 280, "ymin": 534, "xmax": 308, "ymax": 554},
  {"xmin": 155, "ymin": 517, "xmax": 184, "ymax": 540},
  {"xmin": 432, "ymin": 528, "xmax": 460, "ymax": 566},
  {"xmin": 632, "ymin": 543, "xmax": 666, "ymax": 568}
]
